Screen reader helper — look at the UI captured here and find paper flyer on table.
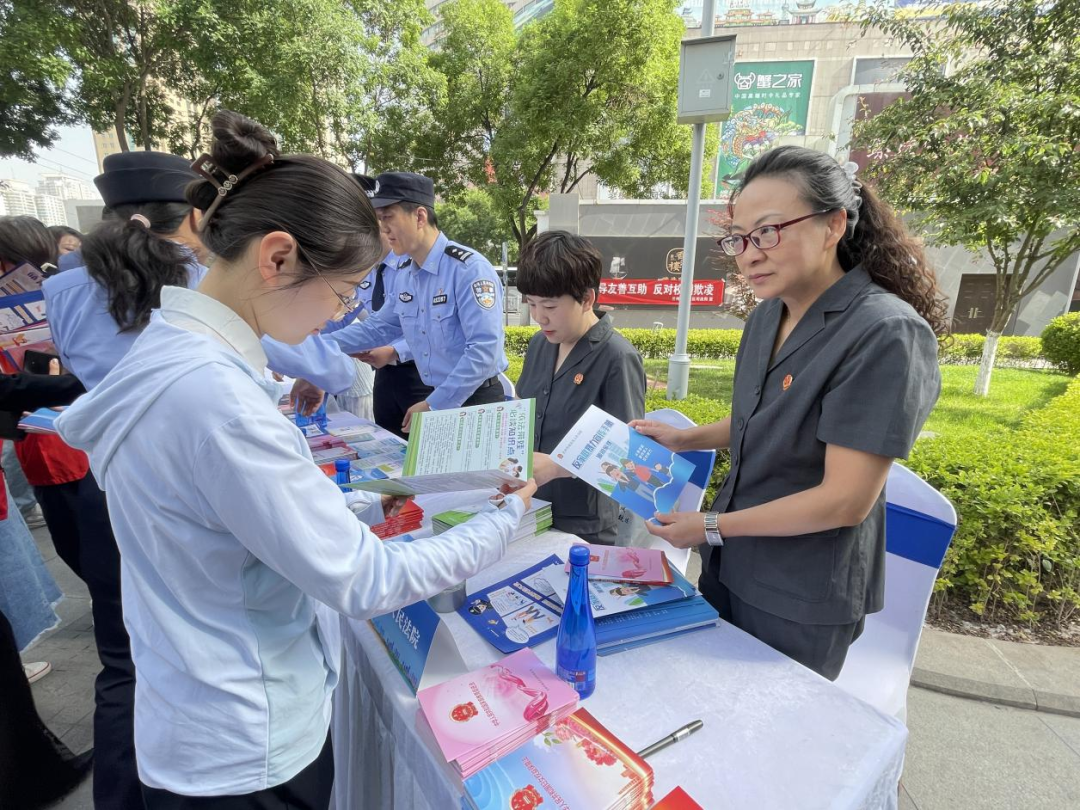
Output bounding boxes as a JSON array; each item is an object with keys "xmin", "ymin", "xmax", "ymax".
[
  {"xmin": 457, "ymin": 555, "xmax": 566, "ymax": 654},
  {"xmin": 348, "ymin": 399, "xmax": 535, "ymax": 496},
  {"xmin": 565, "ymin": 544, "xmax": 673, "ymax": 585},
  {"xmin": 542, "ymin": 562, "xmax": 697, "ymax": 619},
  {"xmin": 0, "ymin": 290, "xmax": 47, "ymax": 332},
  {"xmin": 550, "ymin": 405, "xmax": 711, "ymax": 520}
]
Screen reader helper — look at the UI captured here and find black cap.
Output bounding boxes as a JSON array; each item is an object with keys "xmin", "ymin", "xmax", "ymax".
[
  {"xmin": 94, "ymin": 151, "xmax": 198, "ymax": 208},
  {"xmin": 352, "ymin": 173, "xmax": 377, "ymax": 197},
  {"xmin": 369, "ymin": 171, "xmax": 435, "ymax": 209}
]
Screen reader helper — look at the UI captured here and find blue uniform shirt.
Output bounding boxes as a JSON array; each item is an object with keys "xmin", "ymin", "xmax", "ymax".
[
  {"xmin": 330, "ymin": 234, "xmax": 507, "ymax": 409},
  {"xmin": 43, "ymin": 260, "xmax": 209, "ymax": 390},
  {"xmin": 44, "ymin": 257, "xmax": 357, "ymax": 393}
]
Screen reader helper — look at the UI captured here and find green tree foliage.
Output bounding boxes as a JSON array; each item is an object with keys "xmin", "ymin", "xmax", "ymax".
[
  {"xmin": 851, "ymin": 0, "xmax": 1080, "ymax": 395},
  {"xmin": 0, "ymin": 0, "xmax": 438, "ymax": 163},
  {"xmin": 0, "ymin": 0, "xmax": 75, "ymax": 158},
  {"xmin": 438, "ymin": 188, "xmax": 518, "ymax": 263},
  {"xmin": 401, "ymin": 0, "xmax": 713, "ymax": 252}
]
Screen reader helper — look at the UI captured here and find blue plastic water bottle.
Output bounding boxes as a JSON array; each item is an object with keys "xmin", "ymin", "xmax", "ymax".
[
  {"xmin": 556, "ymin": 544, "xmax": 597, "ymax": 699},
  {"xmin": 294, "ymin": 403, "xmax": 312, "ymax": 429},
  {"xmin": 334, "ymin": 458, "xmax": 352, "ymax": 492}
]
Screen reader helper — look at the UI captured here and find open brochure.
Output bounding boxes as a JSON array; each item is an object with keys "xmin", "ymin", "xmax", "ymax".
[
  {"xmin": 347, "ymin": 399, "xmax": 534, "ymax": 497},
  {"xmin": 550, "ymin": 405, "xmax": 713, "ymax": 521}
]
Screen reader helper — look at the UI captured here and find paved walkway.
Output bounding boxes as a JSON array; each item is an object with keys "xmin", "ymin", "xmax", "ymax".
[{"xmin": 20, "ymin": 537, "xmax": 1080, "ymax": 809}]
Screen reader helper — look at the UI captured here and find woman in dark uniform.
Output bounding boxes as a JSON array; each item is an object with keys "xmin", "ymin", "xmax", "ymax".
[
  {"xmin": 517, "ymin": 231, "xmax": 646, "ymax": 545},
  {"xmin": 633, "ymin": 146, "xmax": 947, "ymax": 679}
]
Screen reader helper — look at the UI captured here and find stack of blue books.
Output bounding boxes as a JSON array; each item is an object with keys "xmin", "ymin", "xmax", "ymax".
[{"xmin": 590, "ymin": 569, "xmax": 720, "ymax": 656}]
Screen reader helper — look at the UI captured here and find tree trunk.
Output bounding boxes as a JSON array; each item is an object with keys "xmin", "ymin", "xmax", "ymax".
[
  {"xmin": 114, "ymin": 85, "xmax": 132, "ymax": 152},
  {"xmin": 974, "ymin": 330, "xmax": 1000, "ymax": 397}
]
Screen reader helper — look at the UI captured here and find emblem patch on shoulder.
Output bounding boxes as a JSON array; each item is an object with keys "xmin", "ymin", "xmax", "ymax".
[
  {"xmin": 399, "ymin": 291, "xmax": 414, "ymax": 303},
  {"xmin": 472, "ymin": 280, "xmax": 496, "ymax": 309},
  {"xmin": 359, "ymin": 280, "xmax": 371, "ymax": 289}
]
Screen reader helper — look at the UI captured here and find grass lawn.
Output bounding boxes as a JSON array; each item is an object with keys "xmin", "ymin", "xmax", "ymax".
[{"xmin": 507, "ymin": 356, "xmax": 1070, "ymax": 438}]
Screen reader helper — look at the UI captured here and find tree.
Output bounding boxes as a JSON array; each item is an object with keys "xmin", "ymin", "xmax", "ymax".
[
  {"xmin": 0, "ymin": 0, "xmax": 75, "ymax": 158},
  {"xmin": 439, "ymin": 188, "xmax": 518, "ymax": 264},
  {"xmin": 851, "ymin": 0, "xmax": 1080, "ymax": 395},
  {"xmin": 1, "ymin": 0, "xmax": 438, "ymax": 163},
  {"xmin": 406, "ymin": 0, "xmax": 714, "ymax": 254}
]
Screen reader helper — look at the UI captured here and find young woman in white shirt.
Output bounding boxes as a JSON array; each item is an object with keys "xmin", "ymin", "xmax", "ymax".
[{"xmin": 56, "ymin": 109, "xmax": 535, "ymax": 809}]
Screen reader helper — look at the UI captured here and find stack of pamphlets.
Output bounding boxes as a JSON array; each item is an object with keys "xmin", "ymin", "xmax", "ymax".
[
  {"xmin": 370, "ymin": 500, "xmax": 424, "ymax": 540},
  {"xmin": 462, "ymin": 707, "xmax": 654, "ymax": 810},
  {"xmin": 347, "ymin": 400, "xmax": 534, "ymax": 497},
  {"xmin": 416, "ymin": 648, "xmax": 578, "ymax": 780},
  {"xmin": 432, "ymin": 499, "xmax": 552, "ymax": 544},
  {"xmin": 569, "ymin": 544, "xmax": 673, "ymax": 585},
  {"xmin": 17, "ymin": 407, "xmax": 62, "ymax": 435},
  {"xmin": 541, "ymin": 560, "xmax": 718, "ymax": 655}
]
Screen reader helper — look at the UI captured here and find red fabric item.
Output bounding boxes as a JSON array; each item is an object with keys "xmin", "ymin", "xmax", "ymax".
[{"xmin": 14, "ymin": 434, "xmax": 89, "ymax": 487}]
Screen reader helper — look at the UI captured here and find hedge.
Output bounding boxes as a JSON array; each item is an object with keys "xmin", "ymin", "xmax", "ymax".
[
  {"xmin": 907, "ymin": 378, "xmax": 1080, "ymax": 626},
  {"xmin": 505, "ymin": 326, "xmax": 1048, "ymax": 366},
  {"xmin": 1041, "ymin": 313, "xmax": 1080, "ymax": 375}
]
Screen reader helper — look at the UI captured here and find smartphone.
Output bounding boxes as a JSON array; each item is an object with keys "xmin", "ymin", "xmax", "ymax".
[{"xmin": 22, "ymin": 349, "xmax": 60, "ymax": 375}]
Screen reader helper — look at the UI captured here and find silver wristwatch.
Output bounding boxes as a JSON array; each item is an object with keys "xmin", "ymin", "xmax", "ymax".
[{"xmin": 704, "ymin": 512, "xmax": 724, "ymax": 546}]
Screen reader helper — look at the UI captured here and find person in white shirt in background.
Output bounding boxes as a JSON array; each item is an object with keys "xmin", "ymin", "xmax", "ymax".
[{"xmin": 56, "ymin": 109, "xmax": 537, "ymax": 809}]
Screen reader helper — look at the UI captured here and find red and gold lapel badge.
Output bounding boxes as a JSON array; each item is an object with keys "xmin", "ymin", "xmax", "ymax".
[
  {"xmin": 782, "ymin": 374, "xmax": 793, "ymax": 392},
  {"xmin": 574, "ymin": 373, "xmax": 584, "ymax": 385}
]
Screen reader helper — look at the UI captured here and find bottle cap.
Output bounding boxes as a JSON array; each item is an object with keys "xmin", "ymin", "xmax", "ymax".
[
  {"xmin": 334, "ymin": 458, "xmax": 350, "ymax": 471},
  {"xmin": 569, "ymin": 545, "xmax": 591, "ymax": 567}
]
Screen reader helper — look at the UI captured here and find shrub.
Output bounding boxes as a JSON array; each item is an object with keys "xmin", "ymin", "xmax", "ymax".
[
  {"xmin": 1041, "ymin": 313, "xmax": 1080, "ymax": 375},
  {"xmin": 507, "ymin": 326, "xmax": 1048, "ymax": 367},
  {"xmin": 908, "ymin": 378, "xmax": 1080, "ymax": 626}
]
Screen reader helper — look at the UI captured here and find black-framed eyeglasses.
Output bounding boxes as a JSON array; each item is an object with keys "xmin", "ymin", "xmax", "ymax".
[
  {"xmin": 718, "ymin": 209, "xmax": 837, "ymax": 257},
  {"xmin": 295, "ymin": 243, "xmax": 359, "ymax": 319}
]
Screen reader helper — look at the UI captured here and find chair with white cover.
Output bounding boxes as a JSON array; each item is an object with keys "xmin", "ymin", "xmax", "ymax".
[
  {"xmin": 834, "ymin": 462, "xmax": 956, "ymax": 723},
  {"xmin": 621, "ymin": 408, "xmax": 717, "ymax": 576},
  {"xmin": 498, "ymin": 372, "xmax": 516, "ymax": 401}
]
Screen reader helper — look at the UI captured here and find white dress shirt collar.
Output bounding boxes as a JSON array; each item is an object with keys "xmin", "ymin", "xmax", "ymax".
[{"xmin": 160, "ymin": 285, "xmax": 268, "ymax": 373}]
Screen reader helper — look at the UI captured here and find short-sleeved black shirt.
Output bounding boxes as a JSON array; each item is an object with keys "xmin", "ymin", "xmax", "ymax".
[{"xmin": 703, "ymin": 266, "xmax": 941, "ymax": 625}]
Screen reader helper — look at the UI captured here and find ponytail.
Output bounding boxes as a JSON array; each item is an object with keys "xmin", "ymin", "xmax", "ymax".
[{"xmin": 81, "ymin": 202, "xmax": 194, "ymax": 332}]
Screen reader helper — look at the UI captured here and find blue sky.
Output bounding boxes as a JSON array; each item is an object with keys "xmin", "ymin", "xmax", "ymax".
[{"xmin": 1, "ymin": 125, "xmax": 99, "ymax": 187}]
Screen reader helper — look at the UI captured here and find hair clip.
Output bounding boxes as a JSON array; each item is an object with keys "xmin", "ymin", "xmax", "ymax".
[
  {"xmin": 129, "ymin": 213, "xmax": 151, "ymax": 229},
  {"xmin": 842, "ymin": 161, "xmax": 863, "ymax": 194},
  {"xmin": 191, "ymin": 152, "xmax": 275, "ymax": 230}
]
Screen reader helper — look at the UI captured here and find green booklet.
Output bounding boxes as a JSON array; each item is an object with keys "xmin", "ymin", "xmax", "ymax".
[{"xmin": 347, "ymin": 399, "xmax": 535, "ymax": 497}]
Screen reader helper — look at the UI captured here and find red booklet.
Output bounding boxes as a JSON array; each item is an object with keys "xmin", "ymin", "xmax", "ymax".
[{"xmin": 652, "ymin": 786, "xmax": 705, "ymax": 809}]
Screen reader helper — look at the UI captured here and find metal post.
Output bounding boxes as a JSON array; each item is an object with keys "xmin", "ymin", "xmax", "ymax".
[
  {"xmin": 502, "ymin": 240, "xmax": 510, "ymax": 326},
  {"xmin": 667, "ymin": 0, "xmax": 716, "ymax": 400}
]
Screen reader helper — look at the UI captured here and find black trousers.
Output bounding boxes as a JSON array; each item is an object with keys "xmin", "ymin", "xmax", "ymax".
[
  {"xmin": 373, "ymin": 362, "xmax": 432, "ymax": 439},
  {"xmin": 700, "ymin": 550, "xmax": 864, "ymax": 681},
  {"xmin": 141, "ymin": 733, "xmax": 334, "ymax": 810},
  {"xmin": 373, "ymin": 363, "xmax": 504, "ymax": 439},
  {"xmin": 0, "ymin": 609, "xmax": 89, "ymax": 808},
  {"xmin": 49, "ymin": 473, "xmax": 142, "ymax": 809},
  {"xmin": 34, "ymin": 479, "xmax": 88, "ymax": 582}
]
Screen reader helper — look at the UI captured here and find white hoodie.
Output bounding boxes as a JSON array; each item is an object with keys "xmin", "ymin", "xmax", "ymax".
[{"xmin": 56, "ymin": 286, "xmax": 523, "ymax": 796}]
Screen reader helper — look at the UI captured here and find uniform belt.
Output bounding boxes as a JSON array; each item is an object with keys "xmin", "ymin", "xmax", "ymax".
[{"xmin": 478, "ymin": 376, "xmax": 499, "ymax": 388}]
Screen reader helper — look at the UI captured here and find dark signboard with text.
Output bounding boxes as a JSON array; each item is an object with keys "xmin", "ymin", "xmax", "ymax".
[{"xmin": 591, "ymin": 236, "xmax": 727, "ymax": 308}]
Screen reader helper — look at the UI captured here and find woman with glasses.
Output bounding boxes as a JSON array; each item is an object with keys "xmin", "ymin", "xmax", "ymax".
[
  {"xmin": 631, "ymin": 146, "xmax": 947, "ymax": 680},
  {"xmin": 54, "ymin": 109, "xmax": 536, "ymax": 808}
]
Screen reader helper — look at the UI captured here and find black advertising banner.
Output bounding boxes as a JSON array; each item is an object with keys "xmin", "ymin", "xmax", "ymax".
[{"xmin": 590, "ymin": 237, "xmax": 726, "ymax": 308}]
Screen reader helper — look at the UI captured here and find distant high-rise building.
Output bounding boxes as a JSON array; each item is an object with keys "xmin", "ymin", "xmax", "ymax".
[
  {"xmin": 34, "ymin": 193, "xmax": 68, "ymax": 227},
  {"xmin": 0, "ymin": 180, "xmax": 39, "ymax": 218},
  {"xmin": 37, "ymin": 173, "xmax": 99, "ymax": 201}
]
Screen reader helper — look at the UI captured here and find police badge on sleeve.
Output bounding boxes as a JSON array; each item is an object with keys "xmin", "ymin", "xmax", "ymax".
[{"xmin": 472, "ymin": 279, "xmax": 496, "ymax": 309}]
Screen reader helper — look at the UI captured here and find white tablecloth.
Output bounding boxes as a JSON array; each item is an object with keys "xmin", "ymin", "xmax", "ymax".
[{"xmin": 330, "ymin": 525, "xmax": 906, "ymax": 810}]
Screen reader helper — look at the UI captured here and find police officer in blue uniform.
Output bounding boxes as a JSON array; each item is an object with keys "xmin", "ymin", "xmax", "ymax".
[
  {"xmin": 330, "ymin": 172, "xmax": 508, "ymax": 434},
  {"xmin": 344, "ymin": 175, "xmax": 424, "ymax": 436}
]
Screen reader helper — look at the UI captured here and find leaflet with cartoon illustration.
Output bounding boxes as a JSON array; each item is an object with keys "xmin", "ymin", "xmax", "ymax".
[
  {"xmin": 541, "ymin": 561, "xmax": 697, "ymax": 619},
  {"xmin": 457, "ymin": 555, "xmax": 566, "ymax": 654},
  {"xmin": 346, "ymin": 399, "xmax": 535, "ymax": 496},
  {"xmin": 549, "ymin": 405, "xmax": 713, "ymax": 521}
]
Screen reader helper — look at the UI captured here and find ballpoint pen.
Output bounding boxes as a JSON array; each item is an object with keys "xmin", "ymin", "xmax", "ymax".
[{"xmin": 636, "ymin": 719, "xmax": 704, "ymax": 759}]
